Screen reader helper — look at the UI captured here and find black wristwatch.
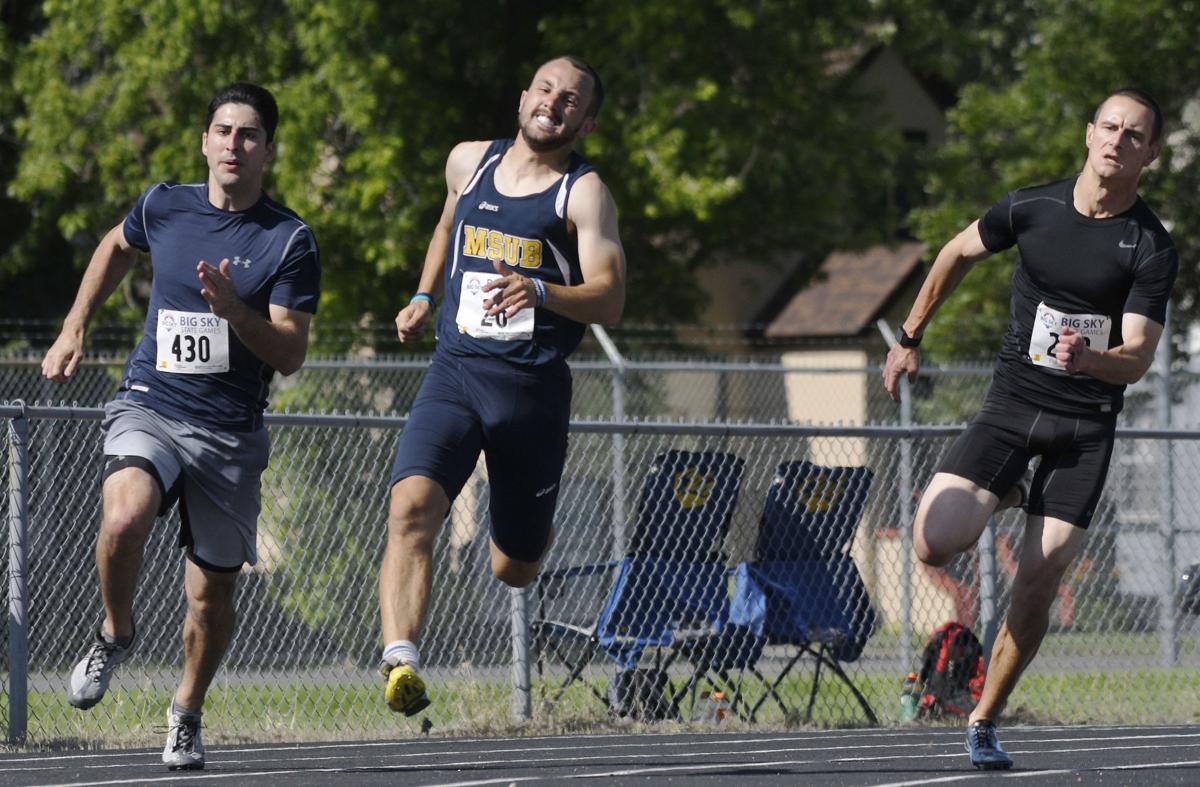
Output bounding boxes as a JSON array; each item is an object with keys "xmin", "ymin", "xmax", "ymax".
[{"xmin": 897, "ymin": 326, "xmax": 922, "ymax": 348}]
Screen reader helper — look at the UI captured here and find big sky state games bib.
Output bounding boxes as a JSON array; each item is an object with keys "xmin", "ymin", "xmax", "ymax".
[
  {"xmin": 1028, "ymin": 301, "xmax": 1112, "ymax": 371},
  {"xmin": 155, "ymin": 309, "xmax": 231, "ymax": 373},
  {"xmin": 455, "ymin": 271, "xmax": 535, "ymax": 341}
]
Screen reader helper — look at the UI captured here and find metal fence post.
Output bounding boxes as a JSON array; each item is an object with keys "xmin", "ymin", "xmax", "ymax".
[
  {"xmin": 1156, "ymin": 307, "xmax": 1177, "ymax": 667},
  {"xmin": 899, "ymin": 376, "xmax": 914, "ymax": 667},
  {"xmin": 510, "ymin": 586, "xmax": 531, "ymax": 722},
  {"xmin": 877, "ymin": 320, "xmax": 914, "ymax": 667},
  {"xmin": 591, "ymin": 325, "xmax": 628, "ymax": 561},
  {"xmin": 979, "ymin": 517, "xmax": 998, "ymax": 667},
  {"xmin": 7, "ymin": 406, "xmax": 30, "ymax": 744}
]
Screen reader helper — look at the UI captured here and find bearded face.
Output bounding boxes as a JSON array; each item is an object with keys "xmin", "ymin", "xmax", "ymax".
[{"xmin": 516, "ymin": 59, "xmax": 596, "ymax": 153}]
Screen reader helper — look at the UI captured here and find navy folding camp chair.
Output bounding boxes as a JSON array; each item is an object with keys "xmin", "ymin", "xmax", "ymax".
[
  {"xmin": 677, "ymin": 461, "xmax": 878, "ymax": 724},
  {"xmin": 531, "ymin": 449, "xmax": 744, "ymax": 720}
]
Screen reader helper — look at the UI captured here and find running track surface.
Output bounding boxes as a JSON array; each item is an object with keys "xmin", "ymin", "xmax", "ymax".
[{"xmin": 2, "ymin": 725, "xmax": 1199, "ymax": 786}]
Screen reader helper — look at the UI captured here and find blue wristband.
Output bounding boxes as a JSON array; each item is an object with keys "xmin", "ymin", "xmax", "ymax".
[
  {"xmin": 532, "ymin": 278, "xmax": 547, "ymax": 308},
  {"xmin": 410, "ymin": 292, "xmax": 435, "ymax": 307}
]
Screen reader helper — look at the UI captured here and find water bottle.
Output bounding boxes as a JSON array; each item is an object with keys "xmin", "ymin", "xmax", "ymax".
[
  {"xmin": 691, "ymin": 690, "xmax": 715, "ymax": 724},
  {"xmin": 711, "ymin": 690, "xmax": 730, "ymax": 723},
  {"xmin": 899, "ymin": 672, "xmax": 920, "ymax": 723},
  {"xmin": 691, "ymin": 690, "xmax": 730, "ymax": 724}
]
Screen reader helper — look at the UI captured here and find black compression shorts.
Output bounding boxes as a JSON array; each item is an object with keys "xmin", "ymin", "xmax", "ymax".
[{"xmin": 937, "ymin": 388, "xmax": 1117, "ymax": 529}]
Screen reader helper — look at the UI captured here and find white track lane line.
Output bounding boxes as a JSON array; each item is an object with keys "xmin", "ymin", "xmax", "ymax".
[
  {"xmin": 422, "ymin": 754, "xmax": 1200, "ymax": 787},
  {"xmin": 7, "ymin": 728, "xmax": 1199, "ymax": 772},
  {"xmin": 20, "ymin": 723, "xmax": 1172, "ymax": 767},
  {"xmin": 871, "ymin": 757, "xmax": 1200, "ymax": 787},
  {"xmin": 24, "ymin": 743, "xmax": 1200, "ymax": 787}
]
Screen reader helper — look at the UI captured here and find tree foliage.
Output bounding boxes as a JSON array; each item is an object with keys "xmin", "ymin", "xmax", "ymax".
[
  {"xmin": 2, "ymin": 0, "xmax": 903, "ymax": 347},
  {"xmin": 906, "ymin": 0, "xmax": 1200, "ymax": 359},
  {"xmin": 6, "ymin": 1, "xmax": 1199, "ymax": 361}
]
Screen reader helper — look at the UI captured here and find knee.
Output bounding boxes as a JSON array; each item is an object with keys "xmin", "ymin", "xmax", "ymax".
[
  {"xmin": 913, "ymin": 527, "xmax": 955, "ymax": 567},
  {"xmin": 100, "ymin": 502, "xmax": 153, "ymax": 546},
  {"xmin": 492, "ymin": 559, "xmax": 538, "ymax": 588},
  {"xmin": 914, "ymin": 541, "xmax": 949, "ymax": 567},
  {"xmin": 1011, "ymin": 564, "xmax": 1065, "ymax": 610},
  {"xmin": 187, "ymin": 580, "xmax": 236, "ymax": 621},
  {"xmin": 387, "ymin": 489, "xmax": 441, "ymax": 549}
]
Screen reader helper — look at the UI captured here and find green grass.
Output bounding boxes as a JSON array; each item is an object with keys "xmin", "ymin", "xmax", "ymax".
[{"xmin": 7, "ymin": 665, "xmax": 1200, "ymax": 750}]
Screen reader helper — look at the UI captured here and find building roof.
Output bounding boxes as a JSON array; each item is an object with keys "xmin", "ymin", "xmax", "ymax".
[{"xmin": 764, "ymin": 242, "xmax": 925, "ymax": 339}]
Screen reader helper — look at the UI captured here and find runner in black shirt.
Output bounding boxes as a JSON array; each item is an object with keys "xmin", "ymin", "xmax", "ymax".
[{"xmin": 882, "ymin": 88, "xmax": 1177, "ymax": 771}]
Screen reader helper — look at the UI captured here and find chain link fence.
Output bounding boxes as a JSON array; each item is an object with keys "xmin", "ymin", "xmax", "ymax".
[
  {"xmin": 4, "ymin": 351, "xmax": 1198, "ymax": 428},
  {"xmin": 5, "ymin": 400, "xmax": 1200, "ymax": 747}
]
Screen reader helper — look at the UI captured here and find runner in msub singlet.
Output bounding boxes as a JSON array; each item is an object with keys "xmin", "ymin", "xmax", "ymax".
[
  {"xmin": 378, "ymin": 56, "xmax": 626, "ymax": 715},
  {"xmin": 882, "ymin": 88, "xmax": 1176, "ymax": 771},
  {"xmin": 41, "ymin": 83, "xmax": 320, "ymax": 771}
]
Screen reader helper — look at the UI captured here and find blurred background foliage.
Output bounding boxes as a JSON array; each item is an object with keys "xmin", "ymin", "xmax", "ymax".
[{"xmin": 1, "ymin": 0, "xmax": 1197, "ymax": 358}]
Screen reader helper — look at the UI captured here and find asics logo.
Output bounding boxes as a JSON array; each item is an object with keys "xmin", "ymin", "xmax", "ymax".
[
  {"xmin": 1118, "ymin": 240, "xmax": 1137, "ymax": 249},
  {"xmin": 478, "ymin": 201, "xmax": 500, "ymax": 212}
]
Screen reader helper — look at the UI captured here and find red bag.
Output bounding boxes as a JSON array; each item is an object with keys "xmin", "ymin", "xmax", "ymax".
[{"xmin": 917, "ymin": 621, "xmax": 986, "ymax": 718}]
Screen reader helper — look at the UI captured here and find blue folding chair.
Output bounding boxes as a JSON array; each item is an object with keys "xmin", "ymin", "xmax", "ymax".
[
  {"xmin": 677, "ymin": 461, "xmax": 878, "ymax": 724},
  {"xmin": 532, "ymin": 449, "xmax": 744, "ymax": 720}
]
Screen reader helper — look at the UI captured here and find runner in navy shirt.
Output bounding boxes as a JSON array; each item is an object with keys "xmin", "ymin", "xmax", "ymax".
[
  {"xmin": 377, "ymin": 56, "xmax": 626, "ymax": 716},
  {"xmin": 118, "ymin": 180, "xmax": 319, "ymax": 431},
  {"xmin": 41, "ymin": 83, "xmax": 319, "ymax": 770},
  {"xmin": 882, "ymin": 89, "xmax": 1176, "ymax": 771}
]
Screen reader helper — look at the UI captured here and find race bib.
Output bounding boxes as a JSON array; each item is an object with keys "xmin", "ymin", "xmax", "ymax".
[
  {"xmin": 455, "ymin": 271, "xmax": 535, "ymax": 341},
  {"xmin": 1027, "ymin": 302, "xmax": 1111, "ymax": 371},
  {"xmin": 155, "ymin": 309, "xmax": 230, "ymax": 374}
]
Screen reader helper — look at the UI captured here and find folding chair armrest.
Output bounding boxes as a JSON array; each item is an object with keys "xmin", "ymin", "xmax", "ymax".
[
  {"xmin": 539, "ymin": 559, "xmax": 620, "ymax": 581},
  {"xmin": 537, "ymin": 559, "xmax": 621, "ymax": 602}
]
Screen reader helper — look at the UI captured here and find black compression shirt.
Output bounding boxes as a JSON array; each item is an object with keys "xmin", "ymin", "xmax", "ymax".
[{"xmin": 977, "ymin": 176, "xmax": 1177, "ymax": 415}]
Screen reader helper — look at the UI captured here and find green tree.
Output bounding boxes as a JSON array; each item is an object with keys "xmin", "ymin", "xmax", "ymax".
[
  {"xmin": 0, "ymin": 2, "xmax": 78, "ymax": 327},
  {"xmin": 3, "ymin": 0, "xmax": 905, "ymax": 346},
  {"xmin": 909, "ymin": 0, "xmax": 1200, "ymax": 360}
]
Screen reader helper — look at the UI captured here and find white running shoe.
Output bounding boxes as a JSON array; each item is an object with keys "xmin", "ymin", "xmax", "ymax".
[
  {"xmin": 162, "ymin": 704, "xmax": 205, "ymax": 770},
  {"xmin": 67, "ymin": 628, "xmax": 134, "ymax": 710}
]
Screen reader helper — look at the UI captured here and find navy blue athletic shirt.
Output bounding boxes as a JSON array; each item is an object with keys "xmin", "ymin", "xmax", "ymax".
[
  {"xmin": 118, "ymin": 182, "xmax": 321, "ymax": 431},
  {"xmin": 978, "ymin": 176, "xmax": 1177, "ymax": 415},
  {"xmin": 436, "ymin": 139, "xmax": 593, "ymax": 366}
]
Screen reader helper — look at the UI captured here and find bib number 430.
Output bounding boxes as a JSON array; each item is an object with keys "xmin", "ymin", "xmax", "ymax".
[{"xmin": 171, "ymin": 333, "xmax": 211, "ymax": 363}]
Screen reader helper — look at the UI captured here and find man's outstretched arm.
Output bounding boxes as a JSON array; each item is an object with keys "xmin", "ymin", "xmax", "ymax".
[
  {"xmin": 42, "ymin": 224, "xmax": 139, "ymax": 383},
  {"xmin": 882, "ymin": 220, "xmax": 993, "ymax": 402}
]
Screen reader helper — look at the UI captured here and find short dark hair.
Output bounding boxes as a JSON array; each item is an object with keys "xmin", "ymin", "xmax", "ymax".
[
  {"xmin": 1094, "ymin": 87, "xmax": 1164, "ymax": 145},
  {"xmin": 205, "ymin": 82, "xmax": 279, "ymax": 142},
  {"xmin": 542, "ymin": 55, "xmax": 604, "ymax": 119}
]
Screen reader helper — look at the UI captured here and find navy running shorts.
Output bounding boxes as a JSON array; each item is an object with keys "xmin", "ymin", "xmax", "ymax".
[
  {"xmin": 390, "ymin": 351, "xmax": 571, "ymax": 562},
  {"xmin": 937, "ymin": 388, "xmax": 1116, "ymax": 529}
]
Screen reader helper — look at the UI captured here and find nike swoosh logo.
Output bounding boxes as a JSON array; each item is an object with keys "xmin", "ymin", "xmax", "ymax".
[{"xmin": 1118, "ymin": 240, "xmax": 1137, "ymax": 249}]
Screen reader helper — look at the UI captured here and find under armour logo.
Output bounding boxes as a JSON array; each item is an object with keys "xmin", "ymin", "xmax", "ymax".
[{"xmin": 230, "ymin": 256, "xmax": 254, "ymax": 269}]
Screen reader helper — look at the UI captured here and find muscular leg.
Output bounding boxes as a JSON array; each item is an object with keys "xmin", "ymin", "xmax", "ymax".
[
  {"xmin": 379, "ymin": 476, "xmax": 450, "ymax": 644},
  {"xmin": 174, "ymin": 560, "xmax": 239, "ymax": 710},
  {"xmin": 489, "ymin": 529, "xmax": 553, "ymax": 588},
  {"xmin": 970, "ymin": 515, "xmax": 1086, "ymax": 724},
  {"xmin": 913, "ymin": 473, "xmax": 1002, "ymax": 567},
  {"xmin": 97, "ymin": 468, "xmax": 162, "ymax": 639}
]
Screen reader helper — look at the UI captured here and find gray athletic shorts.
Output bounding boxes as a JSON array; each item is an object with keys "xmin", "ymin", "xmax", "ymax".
[{"xmin": 101, "ymin": 399, "xmax": 269, "ymax": 570}]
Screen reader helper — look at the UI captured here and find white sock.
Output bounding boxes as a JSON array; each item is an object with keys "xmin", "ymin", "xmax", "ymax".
[
  {"xmin": 171, "ymin": 700, "xmax": 202, "ymax": 719},
  {"xmin": 382, "ymin": 640, "xmax": 420, "ymax": 670}
]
